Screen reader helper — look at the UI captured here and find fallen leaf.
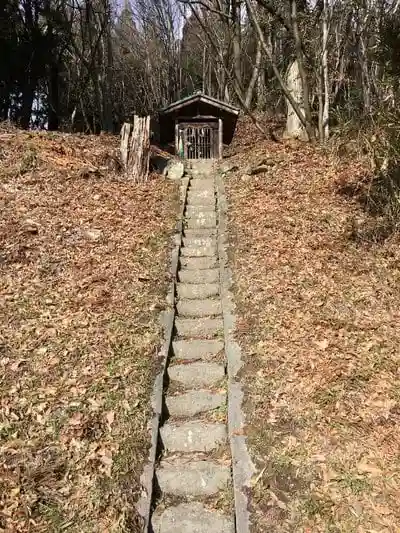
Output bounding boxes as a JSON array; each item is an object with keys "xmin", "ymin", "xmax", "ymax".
[
  {"xmin": 357, "ymin": 462, "xmax": 382, "ymax": 477},
  {"xmin": 68, "ymin": 412, "xmax": 83, "ymax": 426},
  {"xmin": 315, "ymin": 339, "xmax": 329, "ymax": 350},
  {"xmin": 105, "ymin": 411, "xmax": 115, "ymax": 428}
]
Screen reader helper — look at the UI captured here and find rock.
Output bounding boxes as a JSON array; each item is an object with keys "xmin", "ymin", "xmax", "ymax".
[
  {"xmin": 249, "ymin": 164, "xmax": 273, "ymax": 175},
  {"xmin": 258, "ymin": 156, "xmax": 273, "ymax": 165},
  {"xmin": 78, "ymin": 166, "xmax": 100, "ymax": 178},
  {"xmin": 220, "ymin": 162, "xmax": 239, "ymax": 174},
  {"xmin": 23, "ymin": 219, "xmax": 39, "ymax": 235},
  {"xmin": 84, "ymin": 228, "xmax": 103, "ymax": 241},
  {"xmin": 166, "ymin": 160, "xmax": 185, "ymax": 180},
  {"xmin": 151, "ymin": 154, "xmax": 169, "ymax": 175},
  {"xmin": 241, "ymin": 174, "xmax": 251, "ymax": 182}
]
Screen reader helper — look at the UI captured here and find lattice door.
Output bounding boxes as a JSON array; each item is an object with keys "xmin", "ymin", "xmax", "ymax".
[{"xmin": 184, "ymin": 125, "xmax": 214, "ymax": 159}]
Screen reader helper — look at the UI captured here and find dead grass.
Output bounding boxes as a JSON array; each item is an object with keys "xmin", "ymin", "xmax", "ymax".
[
  {"xmin": 225, "ymin": 119, "xmax": 400, "ymax": 533},
  {"xmin": 0, "ymin": 126, "xmax": 178, "ymax": 532}
]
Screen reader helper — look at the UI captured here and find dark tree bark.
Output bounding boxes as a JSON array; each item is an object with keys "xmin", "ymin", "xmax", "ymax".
[
  {"xmin": 18, "ymin": 79, "xmax": 35, "ymax": 129},
  {"xmin": 47, "ymin": 62, "xmax": 60, "ymax": 130}
]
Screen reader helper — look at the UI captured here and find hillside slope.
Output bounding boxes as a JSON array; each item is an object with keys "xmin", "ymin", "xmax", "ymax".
[
  {"xmin": 0, "ymin": 126, "xmax": 178, "ymax": 532},
  {"xmin": 225, "ymin": 119, "xmax": 400, "ymax": 533}
]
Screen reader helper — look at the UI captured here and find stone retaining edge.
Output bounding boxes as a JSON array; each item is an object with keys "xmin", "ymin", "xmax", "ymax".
[
  {"xmin": 137, "ymin": 176, "xmax": 190, "ymax": 532},
  {"xmin": 216, "ymin": 169, "xmax": 255, "ymax": 533}
]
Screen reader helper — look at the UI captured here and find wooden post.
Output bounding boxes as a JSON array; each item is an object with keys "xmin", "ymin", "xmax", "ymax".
[
  {"xmin": 218, "ymin": 118, "xmax": 223, "ymax": 159},
  {"xmin": 175, "ymin": 121, "xmax": 179, "ymax": 156},
  {"xmin": 120, "ymin": 122, "xmax": 132, "ymax": 168},
  {"xmin": 120, "ymin": 116, "xmax": 151, "ymax": 182}
]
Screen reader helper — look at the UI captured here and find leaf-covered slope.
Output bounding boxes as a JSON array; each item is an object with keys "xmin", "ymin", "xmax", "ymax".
[
  {"xmin": 226, "ymin": 120, "xmax": 400, "ymax": 533},
  {"xmin": 0, "ymin": 127, "xmax": 178, "ymax": 532}
]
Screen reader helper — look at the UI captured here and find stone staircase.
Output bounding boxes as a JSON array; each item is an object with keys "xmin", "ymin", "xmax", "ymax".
[{"xmin": 150, "ymin": 164, "xmax": 234, "ymax": 532}]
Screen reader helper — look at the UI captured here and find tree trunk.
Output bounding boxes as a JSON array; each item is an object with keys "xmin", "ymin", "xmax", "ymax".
[
  {"xmin": 102, "ymin": 15, "xmax": 114, "ymax": 132},
  {"xmin": 18, "ymin": 80, "xmax": 35, "ymax": 129},
  {"xmin": 359, "ymin": 35, "xmax": 372, "ymax": 114},
  {"xmin": 245, "ymin": 0, "xmax": 314, "ymax": 139},
  {"xmin": 322, "ymin": 0, "xmax": 329, "ymax": 141},
  {"xmin": 232, "ymin": 0, "xmax": 242, "ymax": 92},
  {"xmin": 202, "ymin": 46, "xmax": 207, "ymax": 92},
  {"xmin": 318, "ymin": 67, "xmax": 324, "ymax": 141},
  {"xmin": 120, "ymin": 122, "xmax": 131, "ymax": 168},
  {"xmin": 257, "ymin": 66, "xmax": 266, "ymax": 111},
  {"xmin": 245, "ymin": 40, "xmax": 262, "ymax": 109},
  {"xmin": 0, "ymin": 91, "xmax": 10, "ymax": 121},
  {"xmin": 48, "ymin": 62, "xmax": 60, "ymax": 131},
  {"xmin": 289, "ymin": 0, "xmax": 315, "ymax": 141},
  {"xmin": 224, "ymin": 84, "xmax": 230, "ymax": 103},
  {"xmin": 284, "ymin": 60, "xmax": 308, "ymax": 140},
  {"xmin": 121, "ymin": 117, "xmax": 151, "ymax": 182}
]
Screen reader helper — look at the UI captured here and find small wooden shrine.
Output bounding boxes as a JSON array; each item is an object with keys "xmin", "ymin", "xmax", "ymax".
[{"xmin": 159, "ymin": 92, "xmax": 240, "ymax": 160}]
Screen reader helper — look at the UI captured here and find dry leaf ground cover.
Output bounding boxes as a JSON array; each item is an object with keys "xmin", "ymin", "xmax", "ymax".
[
  {"xmin": 0, "ymin": 127, "xmax": 178, "ymax": 532},
  {"xmin": 225, "ymin": 121, "xmax": 400, "ymax": 532}
]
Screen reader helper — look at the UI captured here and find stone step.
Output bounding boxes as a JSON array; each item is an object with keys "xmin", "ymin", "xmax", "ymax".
[
  {"xmin": 189, "ymin": 179, "xmax": 214, "ymax": 190},
  {"xmin": 177, "ymin": 299, "xmax": 221, "ymax": 317},
  {"xmin": 186, "ymin": 206, "xmax": 215, "ymax": 215},
  {"xmin": 183, "ymin": 236, "xmax": 216, "ymax": 248},
  {"xmin": 184, "ymin": 227, "xmax": 216, "ymax": 237},
  {"xmin": 178, "ymin": 268, "xmax": 219, "ymax": 284},
  {"xmin": 173, "ymin": 339, "xmax": 224, "ymax": 360},
  {"xmin": 152, "ymin": 502, "xmax": 234, "ymax": 533},
  {"xmin": 185, "ymin": 206, "xmax": 216, "ymax": 219},
  {"xmin": 160, "ymin": 421, "xmax": 227, "ymax": 453},
  {"xmin": 188, "ymin": 187, "xmax": 215, "ymax": 198},
  {"xmin": 190, "ymin": 176, "xmax": 212, "ymax": 181},
  {"xmin": 186, "ymin": 196, "xmax": 215, "ymax": 206},
  {"xmin": 175, "ymin": 317, "xmax": 224, "ymax": 338},
  {"xmin": 187, "ymin": 188, "xmax": 214, "ymax": 196},
  {"xmin": 156, "ymin": 459, "xmax": 230, "ymax": 497},
  {"xmin": 177, "ymin": 283, "xmax": 219, "ymax": 299},
  {"xmin": 180, "ymin": 246, "xmax": 217, "ymax": 258},
  {"xmin": 185, "ymin": 217, "xmax": 217, "ymax": 229},
  {"xmin": 166, "ymin": 390, "xmax": 226, "ymax": 416},
  {"xmin": 185, "ymin": 207, "xmax": 216, "ymax": 217},
  {"xmin": 180, "ymin": 256, "xmax": 218, "ymax": 270},
  {"xmin": 185, "ymin": 194, "xmax": 217, "ymax": 206},
  {"xmin": 190, "ymin": 167, "xmax": 213, "ymax": 175},
  {"xmin": 186, "ymin": 194, "xmax": 215, "ymax": 202},
  {"xmin": 168, "ymin": 362, "xmax": 225, "ymax": 388},
  {"xmin": 185, "ymin": 203, "xmax": 215, "ymax": 212}
]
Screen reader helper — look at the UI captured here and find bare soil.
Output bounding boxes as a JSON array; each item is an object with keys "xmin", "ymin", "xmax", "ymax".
[
  {"xmin": 0, "ymin": 126, "xmax": 178, "ymax": 532},
  {"xmin": 225, "ymin": 118, "xmax": 400, "ymax": 533}
]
